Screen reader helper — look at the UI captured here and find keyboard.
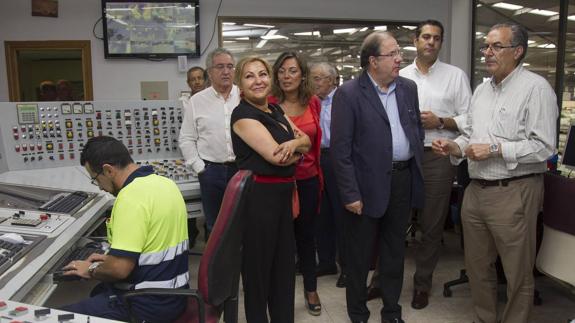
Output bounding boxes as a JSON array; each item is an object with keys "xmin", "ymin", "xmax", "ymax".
[
  {"xmin": 51, "ymin": 246, "xmax": 105, "ymax": 282},
  {"xmin": 0, "ymin": 234, "xmax": 45, "ymax": 276},
  {"xmin": 39, "ymin": 191, "xmax": 90, "ymax": 214}
]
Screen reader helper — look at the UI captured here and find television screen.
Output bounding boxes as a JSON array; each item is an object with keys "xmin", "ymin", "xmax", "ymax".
[
  {"xmin": 562, "ymin": 125, "xmax": 575, "ymax": 170},
  {"xmin": 102, "ymin": 0, "xmax": 200, "ymax": 58}
]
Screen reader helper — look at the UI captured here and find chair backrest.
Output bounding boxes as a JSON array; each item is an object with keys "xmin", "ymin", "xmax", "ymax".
[
  {"xmin": 198, "ymin": 169, "xmax": 252, "ymax": 305},
  {"xmin": 543, "ymin": 172, "xmax": 575, "ymax": 236}
]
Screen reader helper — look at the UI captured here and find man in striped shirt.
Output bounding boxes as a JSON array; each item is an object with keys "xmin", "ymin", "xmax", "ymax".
[
  {"xmin": 433, "ymin": 23, "xmax": 557, "ymax": 323},
  {"xmin": 62, "ymin": 136, "xmax": 190, "ymax": 322}
]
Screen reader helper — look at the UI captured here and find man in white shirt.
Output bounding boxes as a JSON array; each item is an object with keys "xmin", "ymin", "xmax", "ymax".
[
  {"xmin": 179, "ymin": 48, "xmax": 240, "ymax": 235},
  {"xmin": 399, "ymin": 19, "xmax": 471, "ymax": 310},
  {"xmin": 311, "ymin": 62, "xmax": 347, "ymax": 287},
  {"xmin": 434, "ymin": 23, "xmax": 557, "ymax": 323}
]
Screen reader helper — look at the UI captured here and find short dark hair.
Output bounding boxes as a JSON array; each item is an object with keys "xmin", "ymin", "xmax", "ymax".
[
  {"xmin": 360, "ymin": 31, "xmax": 390, "ymax": 69},
  {"xmin": 272, "ymin": 51, "xmax": 314, "ymax": 106},
  {"xmin": 415, "ymin": 19, "xmax": 444, "ymax": 41},
  {"xmin": 80, "ymin": 136, "xmax": 133, "ymax": 173},
  {"xmin": 187, "ymin": 66, "xmax": 206, "ymax": 81},
  {"xmin": 490, "ymin": 23, "xmax": 528, "ymax": 64}
]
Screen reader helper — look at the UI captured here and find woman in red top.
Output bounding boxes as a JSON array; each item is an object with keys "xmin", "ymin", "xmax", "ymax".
[{"xmin": 271, "ymin": 51, "xmax": 323, "ymax": 316}]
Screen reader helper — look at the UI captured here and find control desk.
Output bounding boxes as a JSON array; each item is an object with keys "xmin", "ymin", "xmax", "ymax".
[{"xmin": 0, "ymin": 100, "xmax": 202, "ymax": 305}]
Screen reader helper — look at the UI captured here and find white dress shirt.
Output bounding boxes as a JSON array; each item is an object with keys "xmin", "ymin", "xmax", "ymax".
[
  {"xmin": 178, "ymin": 85, "xmax": 240, "ymax": 174},
  {"xmin": 320, "ymin": 87, "xmax": 336, "ymax": 148},
  {"xmin": 400, "ymin": 59, "xmax": 471, "ymax": 146},
  {"xmin": 454, "ymin": 66, "xmax": 558, "ymax": 180}
]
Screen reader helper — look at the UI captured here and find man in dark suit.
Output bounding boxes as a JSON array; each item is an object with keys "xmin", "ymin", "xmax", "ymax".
[{"xmin": 331, "ymin": 31, "xmax": 425, "ymax": 323}]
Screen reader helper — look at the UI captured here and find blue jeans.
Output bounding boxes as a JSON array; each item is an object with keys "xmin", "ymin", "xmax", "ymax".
[{"xmin": 198, "ymin": 161, "xmax": 238, "ymax": 233}]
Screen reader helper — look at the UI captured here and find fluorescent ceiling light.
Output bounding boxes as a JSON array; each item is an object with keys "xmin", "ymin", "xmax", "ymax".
[
  {"xmin": 536, "ymin": 43, "xmax": 556, "ymax": 48},
  {"xmin": 294, "ymin": 31, "xmax": 321, "ymax": 37},
  {"xmin": 222, "ymin": 22, "xmax": 236, "ymax": 26},
  {"xmin": 374, "ymin": 26, "xmax": 387, "ymax": 31},
  {"xmin": 261, "ymin": 35, "xmax": 288, "ymax": 40},
  {"xmin": 522, "ymin": 63, "xmax": 530, "ymax": 66},
  {"xmin": 402, "ymin": 25, "xmax": 416, "ymax": 30},
  {"xmin": 529, "ymin": 9, "xmax": 558, "ymax": 16},
  {"xmin": 223, "ymin": 40, "xmax": 236, "ymax": 43},
  {"xmin": 528, "ymin": 40, "xmax": 535, "ymax": 44},
  {"xmin": 244, "ymin": 23, "xmax": 275, "ymax": 28},
  {"xmin": 343, "ymin": 65, "xmax": 355, "ymax": 69},
  {"xmin": 334, "ymin": 28, "xmax": 358, "ymax": 34},
  {"xmin": 403, "ymin": 46, "xmax": 416, "ymax": 51},
  {"xmin": 256, "ymin": 40, "xmax": 267, "ymax": 48},
  {"xmin": 235, "ymin": 37, "xmax": 249, "ymax": 40},
  {"xmin": 568, "ymin": 15, "xmax": 575, "ymax": 21},
  {"xmin": 359, "ymin": 27, "xmax": 368, "ymax": 32},
  {"xmin": 492, "ymin": 2, "xmax": 523, "ymax": 10}
]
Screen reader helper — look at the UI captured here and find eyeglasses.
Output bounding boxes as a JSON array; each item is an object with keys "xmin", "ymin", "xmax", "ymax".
[
  {"xmin": 375, "ymin": 49, "xmax": 403, "ymax": 59},
  {"xmin": 90, "ymin": 170, "xmax": 103, "ymax": 186},
  {"xmin": 479, "ymin": 44, "xmax": 518, "ymax": 54},
  {"xmin": 312, "ymin": 76, "xmax": 330, "ymax": 82},
  {"xmin": 212, "ymin": 64, "xmax": 235, "ymax": 71}
]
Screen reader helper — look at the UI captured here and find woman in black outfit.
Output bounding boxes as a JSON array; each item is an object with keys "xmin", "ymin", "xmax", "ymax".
[{"xmin": 231, "ymin": 56, "xmax": 311, "ymax": 323}]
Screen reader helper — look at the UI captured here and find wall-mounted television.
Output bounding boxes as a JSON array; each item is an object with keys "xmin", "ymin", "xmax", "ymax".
[{"xmin": 101, "ymin": 0, "xmax": 200, "ymax": 59}]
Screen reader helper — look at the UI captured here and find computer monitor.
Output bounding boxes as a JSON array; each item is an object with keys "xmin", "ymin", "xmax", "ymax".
[
  {"xmin": 101, "ymin": 0, "xmax": 200, "ymax": 59},
  {"xmin": 561, "ymin": 124, "xmax": 575, "ymax": 170}
]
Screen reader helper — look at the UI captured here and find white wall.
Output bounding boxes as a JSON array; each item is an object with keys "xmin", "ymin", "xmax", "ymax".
[{"xmin": 0, "ymin": 0, "xmax": 471, "ymax": 101}]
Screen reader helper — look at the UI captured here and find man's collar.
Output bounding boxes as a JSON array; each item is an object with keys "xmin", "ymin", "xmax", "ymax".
[
  {"xmin": 490, "ymin": 65, "xmax": 523, "ymax": 89},
  {"xmin": 122, "ymin": 165, "xmax": 154, "ymax": 189},
  {"xmin": 367, "ymin": 72, "xmax": 396, "ymax": 93},
  {"xmin": 413, "ymin": 57, "xmax": 440, "ymax": 75}
]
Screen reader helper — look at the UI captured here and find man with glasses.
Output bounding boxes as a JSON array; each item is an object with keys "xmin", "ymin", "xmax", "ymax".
[
  {"xmin": 62, "ymin": 136, "xmax": 189, "ymax": 322},
  {"xmin": 310, "ymin": 62, "xmax": 347, "ymax": 287},
  {"xmin": 179, "ymin": 48, "xmax": 240, "ymax": 238},
  {"xmin": 433, "ymin": 23, "xmax": 557, "ymax": 323},
  {"xmin": 331, "ymin": 31, "xmax": 424, "ymax": 323},
  {"xmin": 397, "ymin": 19, "xmax": 471, "ymax": 310}
]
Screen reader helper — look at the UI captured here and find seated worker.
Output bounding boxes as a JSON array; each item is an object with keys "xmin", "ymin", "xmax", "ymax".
[{"xmin": 61, "ymin": 136, "xmax": 190, "ymax": 323}]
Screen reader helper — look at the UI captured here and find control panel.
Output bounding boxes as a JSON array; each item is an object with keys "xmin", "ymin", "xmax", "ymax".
[
  {"xmin": 0, "ymin": 210, "xmax": 74, "ymax": 235},
  {"xmin": 0, "ymin": 101, "xmax": 186, "ymax": 171},
  {"xmin": 0, "ymin": 300, "xmax": 120, "ymax": 322}
]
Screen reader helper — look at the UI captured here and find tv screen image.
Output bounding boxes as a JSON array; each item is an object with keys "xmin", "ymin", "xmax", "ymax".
[{"xmin": 102, "ymin": 0, "xmax": 200, "ymax": 58}]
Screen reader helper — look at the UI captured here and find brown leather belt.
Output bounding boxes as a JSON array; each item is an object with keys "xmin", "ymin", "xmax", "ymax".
[{"xmin": 473, "ymin": 173, "xmax": 539, "ymax": 187}]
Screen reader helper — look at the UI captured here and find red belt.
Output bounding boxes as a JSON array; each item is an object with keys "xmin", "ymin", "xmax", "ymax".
[{"xmin": 253, "ymin": 174, "xmax": 299, "ymax": 219}]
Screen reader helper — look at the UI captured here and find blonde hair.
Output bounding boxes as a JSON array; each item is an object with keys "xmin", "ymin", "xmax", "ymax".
[{"xmin": 234, "ymin": 55, "xmax": 273, "ymax": 90}]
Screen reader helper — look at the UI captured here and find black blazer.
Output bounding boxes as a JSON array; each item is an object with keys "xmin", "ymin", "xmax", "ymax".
[{"xmin": 330, "ymin": 71, "xmax": 425, "ymax": 217}]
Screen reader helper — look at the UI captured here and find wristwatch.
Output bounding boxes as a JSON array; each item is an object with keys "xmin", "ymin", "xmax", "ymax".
[
  {"xmin": 489, "ymin": 143, "xmax": 499, "ymax": 155},
  {"xmin": 88, "ymin": 262, "xmax": 101, "ymax": 278},
  {"xmin": 437, "ymin": 117, "xmax": 445, "ymax": 130}
]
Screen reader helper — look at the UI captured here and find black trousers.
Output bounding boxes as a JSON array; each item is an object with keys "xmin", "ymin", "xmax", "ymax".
[
  {"xmin": 241, "ymin": 181, "xmax": 295, "ymax": 323},
  {"xmin": 345, "ymin": 167, "xmax": 412, "ymax": 322},
  {"xmin": 294, "ymin": 176, "xmax": 320, "ymax": 292},
  {"xmin": 316, "ymin": 149, "xmax": 346, "ymax": 272}
]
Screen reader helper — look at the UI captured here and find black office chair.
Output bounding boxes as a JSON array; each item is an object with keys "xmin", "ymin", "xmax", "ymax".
[{"xmin": 123, "ymin": 170, "xmax": 253, "ymax": 323}]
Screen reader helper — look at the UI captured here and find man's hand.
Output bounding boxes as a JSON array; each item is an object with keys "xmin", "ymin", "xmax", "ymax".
[
  {"xmin": 432, "ymin": 139, "xmax": 461, "ymax": 157},
  {"xmin": 86, "ymin": 253, "xmax": 107, "ymax": 263},
  {"xmin": 345, "ymin": 200, "xmax": 363, "ymax": 215},
  {"xmin": 62, "ymin": 260, "xmax": 92, "ymax": 279},
  {"xmin": 420, "ymin": 111, "xmax": 441, "ymax": 129},
  {"xmin": 464, "ymin": 144, "xmax": 492, "ymax": 161}
]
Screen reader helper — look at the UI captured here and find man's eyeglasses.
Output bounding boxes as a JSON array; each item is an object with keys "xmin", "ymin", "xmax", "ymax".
[
  {"xmin": 312, "ymin": 76, "xmax": 330, "ymax": 82},
  {"xmin": 90, "ymin": 170, "xmax": 103, "ymax": 186},
  {"xmin": 479, "ymin": 44, "xmax": 518, "ymax": 54},
  {"xmin": 375, "ymin": 49, "xmax": 403, "ymax": 59},
  {"xmin": 212, "ymin": 64, "xmax": 235, "ymax": 71}
]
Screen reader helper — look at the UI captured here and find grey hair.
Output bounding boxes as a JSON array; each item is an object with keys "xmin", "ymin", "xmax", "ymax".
[
  {"xmin": 206, "ymin": 47, "xmax": 235, "ymax": 69},
  {"xmin": 490, "ymin": 23, "xmax": 528, "ymax": 64},
  {"xmin": 311, "ymin": 62, "xmax": 337, "ymax": 79}
]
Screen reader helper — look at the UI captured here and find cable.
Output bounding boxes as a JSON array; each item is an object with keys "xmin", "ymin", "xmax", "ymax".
[
  {"xmin": 92, "ymin": 17, "xmax": 104, "ymax": 41},
  {"xmin": 200, "ymin": 0, "xmax": 223, "ymax": 56}
]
